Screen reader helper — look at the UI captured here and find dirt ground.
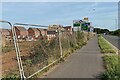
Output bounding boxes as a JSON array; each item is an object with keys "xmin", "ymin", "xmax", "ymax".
[{"xmin": 2, "ymin": 41, "xmax": 34, "ymax": 77}]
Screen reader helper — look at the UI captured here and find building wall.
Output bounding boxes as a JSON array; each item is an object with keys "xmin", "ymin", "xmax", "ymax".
[
  {"xmin": 2, "ymin": 31, "xmax": 10, "ymax": 36},
  {"xmin": 28, "ymin": 29, "xmax": 35, "ymax": 37},
  {"xmin": 15, "ymin": 28, "xmax": 20, "ymax": 37},
  {"xmin": 34, "ymin": 31, "xmax": 40, "ymax": 37},
  {"xmin": 15, "ymin": 27, "xmax": 28, "ymax": 39},
  {"xmin": 28, "ymin": 28, "xmax": 40, "ymax": 38},
  {"xmin": 47, "ymin": 30, "xmax": 56, "ymax": 40},
  {"xmin": 1, "ymin": 29, "xmax": 11, "ymax": 36},
  {"xmin": 47, "ymin": 34, "xmax": 56, "ymax": 40},
  {"xmin": 20, "ymin": 31, "xmax": 28, "ymax": 37},
  {"xmin": 41, "ymin": 30, "xmax": 47, "ymax": 36}
]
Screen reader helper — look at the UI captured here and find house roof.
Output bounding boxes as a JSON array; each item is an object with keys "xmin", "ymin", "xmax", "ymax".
[
  {"xmin": 15, "ymin": 26, "xmax": 27, "ymax": 31},
  {"xmin": 1, "ymin": 29, "xmax": 11, "ymax": 32},
  {"xmin": 63, "ymin": 26, "xmax": 72, "ymax": 28},
  {"xmin": 0, "ymin": 28, "xmax": 11, "ymax": 36},
  {"xmin": 28, "ymin": 28, "xmax": 40, "ymax": 32},
  {"xmin": 37, "ymin": 28, "xmax": 47, "ymax": 31}
]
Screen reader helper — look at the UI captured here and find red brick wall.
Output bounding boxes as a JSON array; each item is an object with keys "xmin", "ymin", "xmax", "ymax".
[
  {"xmin": 41, "ymin": 30, "xmax": 47, "ymax": 36},
  {"xmin": 15, "ymin": 27, "xmax": 28, "ymax": 38},
  {"xmin": 28, "ymin": 28, "xmax": 35, "ymax": 36},
  {"xmin": 20, "ymin": 31, "xmax": 28, "ymax": 36},
  {"xmin": 28, "ymin": 28, "xmax": 40, "ymax": 37},
  {"xmin": 15, "ymin": 28, "xmax": 20, "ymax": 36}
]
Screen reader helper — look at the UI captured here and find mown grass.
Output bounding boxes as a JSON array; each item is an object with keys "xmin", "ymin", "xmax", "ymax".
[{"xmin": 98, "ymin": 35, "xmax": 116, "ymax": 53}]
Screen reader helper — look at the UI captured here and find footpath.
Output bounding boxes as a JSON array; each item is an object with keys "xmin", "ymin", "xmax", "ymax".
[{"xmin": 44, "ymin": 36, "xmax": 105, "ymax": 78}]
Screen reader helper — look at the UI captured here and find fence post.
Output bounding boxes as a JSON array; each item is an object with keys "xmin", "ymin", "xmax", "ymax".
[
  {"xmin": 0, "ymin": 20, "xmax": 26, "ymax": 79},
  {"xmin": 0, "ymin": 28, "xmax": 2, "ymax": 79},
  {"xmin": 58, "ymin": 30, "xmax": 63, "ymax": 60}
]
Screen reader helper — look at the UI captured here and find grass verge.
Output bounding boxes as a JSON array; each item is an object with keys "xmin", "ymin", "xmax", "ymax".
[
  {"xmin": 98, "ymin": 35, "xmax": 117, "ymax": 53},
  {"xmin": 98, "ymin": 35, "xmax": 120, "ymax": 80},
  {"xmin": 102, "ymin": 54, "xmax": 120, "ymax": 80}
]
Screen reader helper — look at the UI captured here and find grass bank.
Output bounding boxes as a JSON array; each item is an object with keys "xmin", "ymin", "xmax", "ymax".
[
  {"xmin": 98, "ymin": 35, "xmax": 120, "ymax": 80},
  {"xmin": 2, "ymin": 31, "xmax": 95, "ymax": 79},
  {"xmin": 102, "ymin": 54, "xmax": 120, "ymax": 80},
  {"xmin": 98, "ymin": 35, "xmax": 117, "ymax": 53}
]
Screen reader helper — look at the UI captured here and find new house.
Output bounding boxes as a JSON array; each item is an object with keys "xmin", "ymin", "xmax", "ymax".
[
  {"xmin": 37, "ymin": 28, "xmax": 47, "ymax": 37},
  {"xmin": 28, "ymin": 28, "xmax": 40, "ymax": 40},
  {"xmin": 0, "ymin": 28, "xmax": 12, "ymax": 47},
  {"xmin": 14, "ymin": 26, "xmax": 28, "ymax": 40},
  {"xmin": 47, "ymin": 30, "xmax": 57, "ymax": 40}
]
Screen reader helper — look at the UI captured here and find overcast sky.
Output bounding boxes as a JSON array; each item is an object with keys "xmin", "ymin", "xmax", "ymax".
[{"xmin": 1, "ymin": 2, "xmax": 119, "ymax": 30}]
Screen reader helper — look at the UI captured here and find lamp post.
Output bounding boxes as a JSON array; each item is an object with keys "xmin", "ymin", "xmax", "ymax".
[{"xmin": 0, "ymin": 20, "xmax": 26, "ymax": 79}]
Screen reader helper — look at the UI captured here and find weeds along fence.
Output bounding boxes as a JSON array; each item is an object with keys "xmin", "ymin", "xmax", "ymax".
[
  {"xmin": 21, "ymin": 31, "xmax": 88, "ymax": 78},
  {"xmin": 1, "ymin": 23, "xmax": 18, "ymax": 78},
  {"xmin": 2, "ymin": 30, "xmax": 95, "ymax": 78}
]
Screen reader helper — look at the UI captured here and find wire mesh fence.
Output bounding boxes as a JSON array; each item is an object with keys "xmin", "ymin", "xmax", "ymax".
[
  {"xmin": 1, "ymin": 23, "xmax": 95, "ymax": 79},
  {"xmin": 1, "ymin": 23, "xmax": 19, "ymax": 78},
  {"xmin": 22, "ymin": 34, "xmax": 61, "ymax": 78}
]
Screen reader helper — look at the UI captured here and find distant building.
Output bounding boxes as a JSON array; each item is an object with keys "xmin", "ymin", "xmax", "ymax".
[
  {"xmin": 63, "ymin": 26, "xmax": 72, "ymax": 34},
  {"xmin": 1, "ymin": 29, "xmax": 11, "ymax": 37},
  {"xmin": 63, "ymin": 26, "xmax": 72, "ymax": 31},
  {"xmin": 48, "ymin": 24, "xmax": 63, "ymax": 30},
  {"xmin": 89, "ymin": 26, "xmax": 94, "ymax": 32},
  {"xmin": 28, "ymin": 28, "xmax": 40, "ymax": 39},
  {"xmin": 2, "ymin": 29, "xmax": 12, "ymax": 41},
  {"xmin": 47, "ymin": 30, "xmax": 57, "ymax": 40},
  {"xmin": 14, "ymin": 26, "xmax": 28, "ymax": 39},
  {"xmin": 0, "ymin": 28, "xmax": 12, "ymax": 47},
  {"xmin": 37, "ymin": 28, "xmax": 47, "ymax": 37}
]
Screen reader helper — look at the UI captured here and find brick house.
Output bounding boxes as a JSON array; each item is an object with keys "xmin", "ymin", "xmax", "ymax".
[
  {"xmin": 48, "ymin": 25, "xmax": 63, "ymax": 30},
  {"xmin": 47, "ymin": 30, "xmax": 57, "ymax": 40},
  {"xmin": 14, "ymin": 26, "xmax": 28, "ymax": 39},
  {"xmin": 63, "ymin": 26, "xmax": 72, "ymax": 31},
  {"xmin": 28, "ymin": 28, "xmax": 41, "ymax": 40},
  {"xmin": 37, "ymin": 28, "xmax": 47, "ymax": 36},
  {"xmin": 1, "ymin": 29, "xmax": 11, "ymax": 36},
  {"xmin": 0, "ymin": 28, "xmax": 12, "ymax": 46}
]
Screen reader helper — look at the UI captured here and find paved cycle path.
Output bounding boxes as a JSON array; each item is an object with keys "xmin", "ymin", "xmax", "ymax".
[{"xmin": 44, "ymin": 36, "xmax": 105, "ymax": 78}]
